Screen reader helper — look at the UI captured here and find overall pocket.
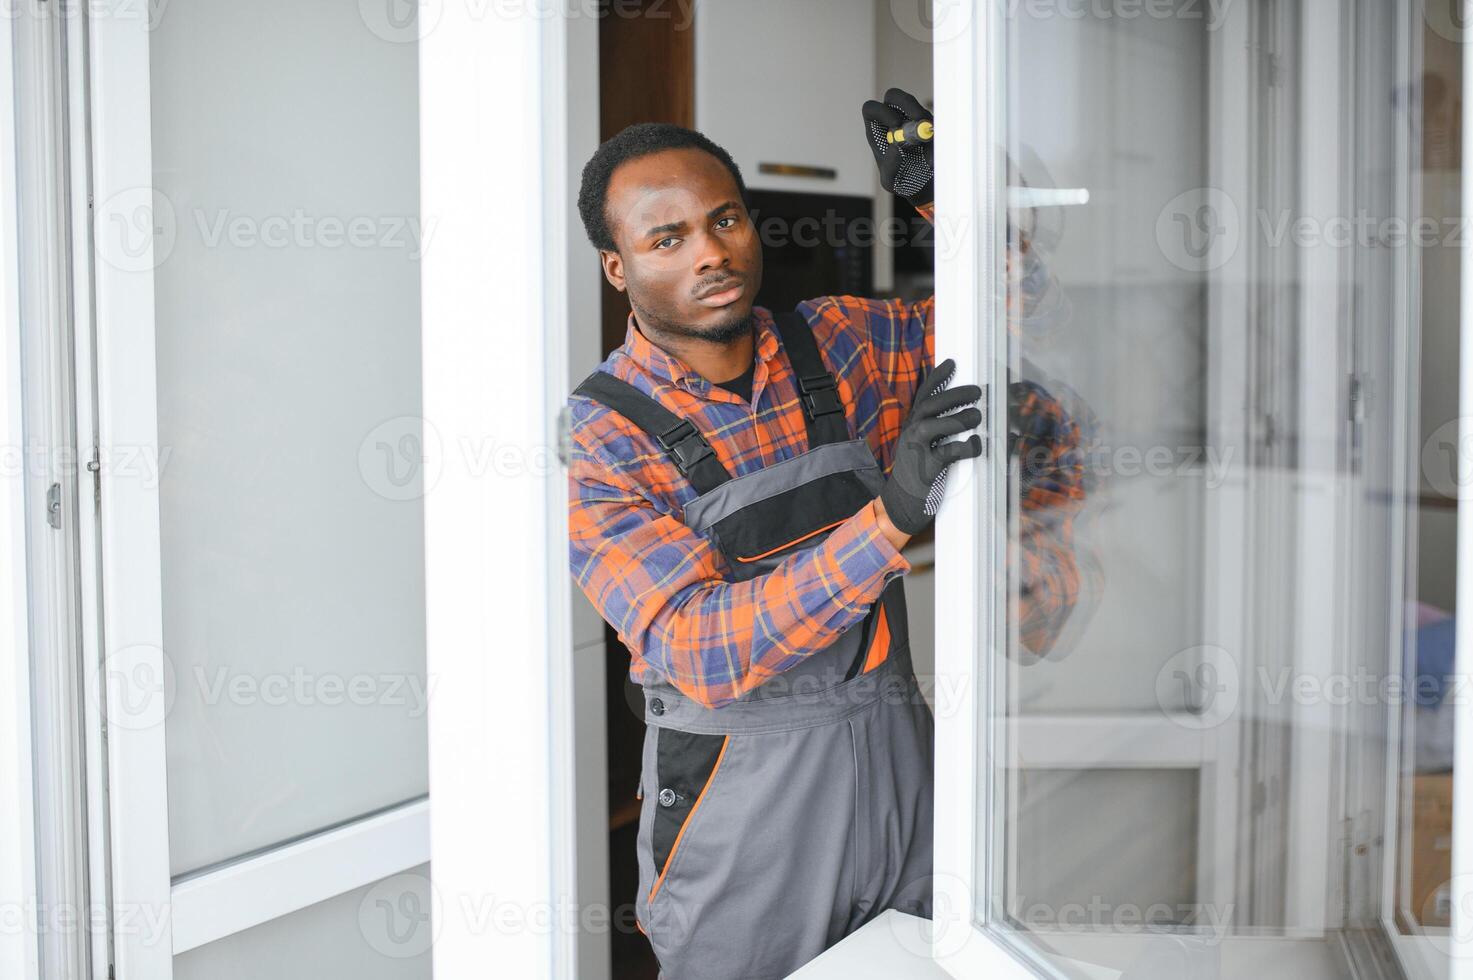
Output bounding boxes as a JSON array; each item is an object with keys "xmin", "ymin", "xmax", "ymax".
[
  {"xmin": 641, "ymin": 722, "xmax": 865, "ymax": 980},
  {"xmin": 647, "ymin": 727, "xmax": 731, "ymax": 914}
]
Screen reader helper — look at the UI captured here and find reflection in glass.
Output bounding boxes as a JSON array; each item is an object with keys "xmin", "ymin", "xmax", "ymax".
[{"xmin": 980, "ymin": 0, "xmax": 1458, "ymax": 976}]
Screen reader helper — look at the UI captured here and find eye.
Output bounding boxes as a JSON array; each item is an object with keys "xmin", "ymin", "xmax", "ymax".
[
  {"xmin": 654, "ymin": 236, "xmax": 679, "ymax": 250},
  {"xmin": 715, "ymin": 216, "xmax": 737, "ymax": 229}
]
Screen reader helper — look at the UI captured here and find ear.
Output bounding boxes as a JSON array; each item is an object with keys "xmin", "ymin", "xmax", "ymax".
[{"xmin": 599, "ymin": 249, "xmax": 627, "ymax": 293}]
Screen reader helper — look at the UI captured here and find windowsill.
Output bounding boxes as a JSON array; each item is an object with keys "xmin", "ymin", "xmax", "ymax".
[{"xmin": 787, "ymin": 909, "xmax": 951, "ymax": 978}]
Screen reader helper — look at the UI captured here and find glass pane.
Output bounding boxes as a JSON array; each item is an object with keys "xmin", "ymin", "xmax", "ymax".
[
  {"xmin": 149, "ymin": 0, "xmax": 428, "ymax": 875},
  {"xmin": 1395, "ymin": 6, "xmax": 1461, "ymax": 945},
  {"xmin": 979, "ymin": 0, "xmax": 1459, "ymax": 976},
  {"xmin": 173, "ymin": 864, "xmax": 433, "ymax": 978}
]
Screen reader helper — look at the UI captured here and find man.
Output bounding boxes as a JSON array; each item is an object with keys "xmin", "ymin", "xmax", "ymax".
[{"xmin": 566, "ymin": 90, "xmax": 1074, "ymax": 978}]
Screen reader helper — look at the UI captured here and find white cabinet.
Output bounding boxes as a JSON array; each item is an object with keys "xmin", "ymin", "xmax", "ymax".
[{"xmin": 694, "ymin": 0, "xmax": 878, "ymax": 198}]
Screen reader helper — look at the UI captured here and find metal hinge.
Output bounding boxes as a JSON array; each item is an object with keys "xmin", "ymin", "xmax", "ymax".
[
  {"xmin": 46, "ymin": 483, "xmax": 62, "ymax": 528},
  {"xmin": 1247, "ymin": 42, "xmax": 1282, "ymax": 88},
  {"xmin": 88, "ymin": 450, "xmax": 101, "ymax": 508},
  {"xmin": 1265, "ymin": 52, "xmax": 1282, "ymax": 87},
  {"xmin": 1250, "ymin": 779, "xmax": 1270, "ymax": 816},
  {"xmin": 556, "ymin": 405, "xmax": 572, "ymax": 468},
  {"xmin": 1348, "ymin": 374, "xmax": 1364, "ymax": 422}
]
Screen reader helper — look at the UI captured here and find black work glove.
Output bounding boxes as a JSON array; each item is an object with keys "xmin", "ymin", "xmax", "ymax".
[
  {"xmin": 861, "ymin": 87, "xmax": 935, "ymax": 208},
  {"xmin": 880, "ymin": 359, "xmax": 984, "ymax": 535}
]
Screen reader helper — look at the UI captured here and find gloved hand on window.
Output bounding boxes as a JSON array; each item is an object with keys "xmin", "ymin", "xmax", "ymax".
[
  {"xmin": 861, "ymin": 87, "xmax": 935, "ymax": 208},
  {"xmin": 879, "ymin": 359, "xmax": 983, "ymax": 536}
]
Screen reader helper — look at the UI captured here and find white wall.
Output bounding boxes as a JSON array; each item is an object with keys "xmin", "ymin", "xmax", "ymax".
[
  {"xmin": 876, "ymin": 2, "xmax": 934, "ymax": 104},
  {"xmin": 873, "ymin": 3, "xmax": 933, "ymax": 292},
  {"xmin": 694, "ymin": 0, "xmax": 877, "ymax": 199}
]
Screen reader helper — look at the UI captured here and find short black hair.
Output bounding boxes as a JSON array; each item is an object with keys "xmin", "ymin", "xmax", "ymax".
[{"xmin": 577, "ymin": 122, "xmax": 746, "ymax": 252}]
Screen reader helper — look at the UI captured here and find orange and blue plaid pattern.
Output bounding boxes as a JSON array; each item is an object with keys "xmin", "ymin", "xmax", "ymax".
[
  {"xmin": 568, "ymin": 208, "xmax": 1083, "ymax": 707},
  {"xmin": 1008, "ymin": 379, "xmax": 1088, "ymax": 656}
]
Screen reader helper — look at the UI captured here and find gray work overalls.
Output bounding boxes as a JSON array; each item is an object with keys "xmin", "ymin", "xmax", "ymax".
[{"xmin": 574, "ymin": 311, "xmax": 934, "ymax": 980}]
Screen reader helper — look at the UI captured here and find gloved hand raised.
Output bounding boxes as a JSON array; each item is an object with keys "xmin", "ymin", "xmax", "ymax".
[
  {"xmin": 879, "ymin": 358, "xmax": 984, "ymax": 536},
  {"xmin": 861, "ymin": 87, "xmax": 935, "ymax": 208}
]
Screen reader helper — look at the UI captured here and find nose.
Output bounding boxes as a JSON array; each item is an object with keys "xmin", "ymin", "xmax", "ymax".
[{"xmin": 693, "ymin": 230, "xmax": 732, "ymax": 277}]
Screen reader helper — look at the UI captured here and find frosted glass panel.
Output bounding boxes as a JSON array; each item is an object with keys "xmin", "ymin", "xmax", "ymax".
[
  {"xmin": 150, "ymin": 0, "xmax": 428, "ymax": 875},
  {"xmin": 173, "ymin": 864, "xmax": 433, "ymax": 979}
]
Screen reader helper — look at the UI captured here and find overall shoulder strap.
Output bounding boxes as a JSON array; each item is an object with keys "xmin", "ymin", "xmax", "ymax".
[
  {"xmin": 572, "ymin": 370, "xmax": 732, "ymax": 496},
  {"xmin": 774, "ymin": 309, "xmax": 849, "ymax": 448}
]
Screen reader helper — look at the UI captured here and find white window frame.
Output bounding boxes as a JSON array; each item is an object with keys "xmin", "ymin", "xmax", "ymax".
[
  {"xmin": 1375, "ymin": 4, "xmax": 1459, "ymax": 978},
  {"xmin": 84, "ymin": 7, "xmax": 177, "ymax": 973},
  {"xmin": 81, "ymin": 4, "xmax": 578, "ymax": 978},
  {"xmin": 15, "ymin": 1, "xmax": 112, "ymax": 975},
  {"xmin": 1454, "ymin": 10, "xmax": 1473, "ymax": 980},
  {"xmin": 60, "ymin": 0, "xmax": 115, "ymax": 971},
  {"xmin": 929, "ymin": 0, "xmax": 1473, "ymax": 976},
  {"xmin": 0, "ymin": 8, "xmax": 42, "ymax": 979},
  {"xmin": 929, "ymin": 0, "xmax": 1016, "ymax": 971}
]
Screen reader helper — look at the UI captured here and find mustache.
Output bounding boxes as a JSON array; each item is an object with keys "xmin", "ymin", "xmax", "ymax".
[{"xmin": 693, "ymin": 274, "xmax": 745, "ymax": 299}]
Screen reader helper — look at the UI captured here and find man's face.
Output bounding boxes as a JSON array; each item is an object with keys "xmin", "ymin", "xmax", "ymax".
[{"xmin": 599, "ymin": 147, "xmax": 762, "ymax": 344}]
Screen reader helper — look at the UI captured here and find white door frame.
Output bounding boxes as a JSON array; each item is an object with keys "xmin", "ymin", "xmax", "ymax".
[{"xmin": 419, "ymin": 2, "xmax": 579, "ymax": 976}]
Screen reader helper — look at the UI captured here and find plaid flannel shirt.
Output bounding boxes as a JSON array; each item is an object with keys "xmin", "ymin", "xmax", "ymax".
[{"xmin": 568, "ymin": 206, "xmax": 1083, "ymax": 708}]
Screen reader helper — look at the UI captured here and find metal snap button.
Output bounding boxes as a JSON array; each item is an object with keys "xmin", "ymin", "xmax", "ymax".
[
  {"xmin": 650, "ymin": 697, "xmax": 665, "ymax": 716},
  {"xmin": 658, "ymin": 787, "xmax": 677, "ymax": 808}
]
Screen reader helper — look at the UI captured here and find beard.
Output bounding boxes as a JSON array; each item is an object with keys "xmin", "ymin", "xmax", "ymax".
[{"xmin": 631, "ymin": 296, "xmax": 754, "ymax": 347}]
